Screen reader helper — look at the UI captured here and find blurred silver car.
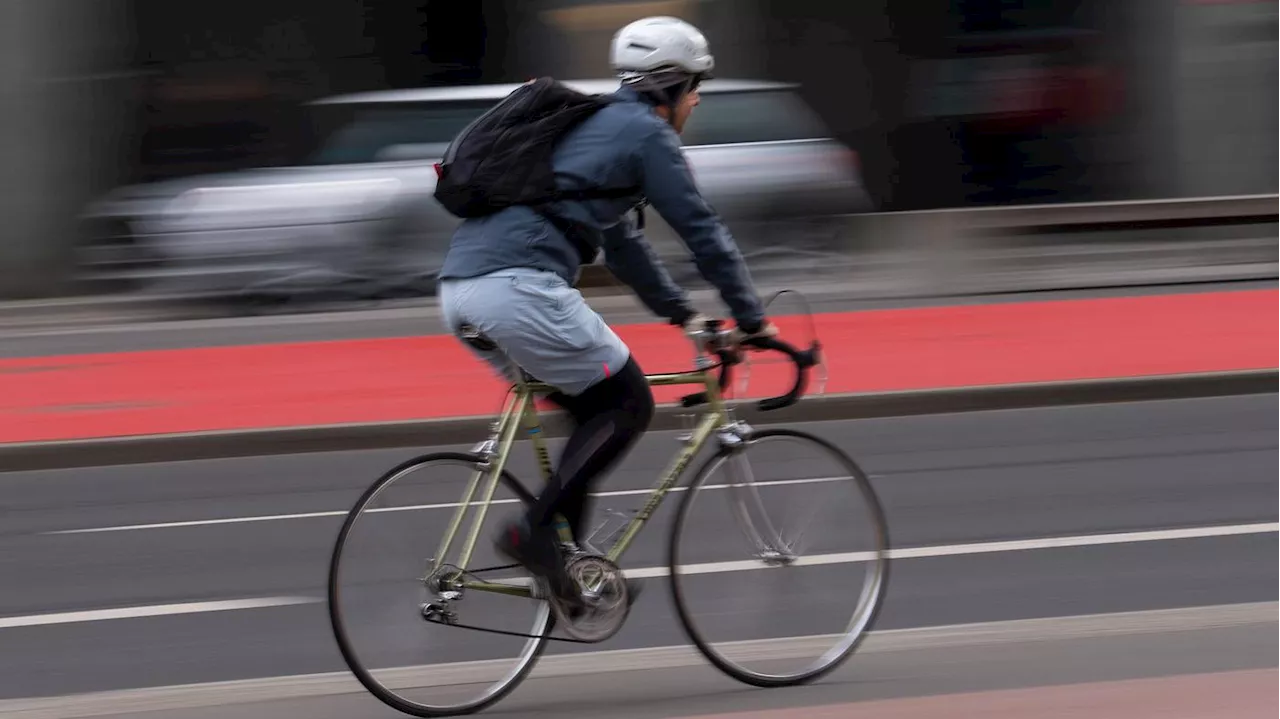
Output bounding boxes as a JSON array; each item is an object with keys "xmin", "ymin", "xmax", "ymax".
[{"xmin": 79, "ymin": 79, "xmax": 871, "ymax": 301}]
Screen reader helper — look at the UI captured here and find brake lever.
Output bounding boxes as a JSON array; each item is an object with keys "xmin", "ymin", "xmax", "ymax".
[
  {"xmin": 810, "ymin": 340, "xmax": 828, "ymax": 396},
  {"xmin": 736, "ymin": 348, "xmax": 753, "ymax": 398}
]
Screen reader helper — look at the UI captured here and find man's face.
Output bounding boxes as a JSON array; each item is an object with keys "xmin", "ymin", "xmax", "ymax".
[{"xmin": 669, "ymin": 86, "xmax": 701, "ymax": 134}]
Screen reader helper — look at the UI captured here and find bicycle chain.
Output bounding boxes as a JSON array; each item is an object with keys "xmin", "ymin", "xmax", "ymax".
[
  {"xmin": 426, "ymin": 614, "xmax": 597, "ymax": 644},
  {"xmin": 424, "ymin": 563, "xmax": 603, "ymax": 645}
]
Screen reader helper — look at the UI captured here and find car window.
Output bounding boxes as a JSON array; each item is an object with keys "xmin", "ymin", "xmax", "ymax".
[
  {"xmin": 681, "ymin": 90, "xmax": 830, "ymax": 146},
  {"xmin": 306, "ymin": 101, "xmax": 490, "ymax": 165}
]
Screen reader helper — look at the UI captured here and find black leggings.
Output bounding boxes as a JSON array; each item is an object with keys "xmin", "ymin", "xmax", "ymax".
[{"xmin": 530, "ymin": 356, "xmax": 655, "ymax": 539}]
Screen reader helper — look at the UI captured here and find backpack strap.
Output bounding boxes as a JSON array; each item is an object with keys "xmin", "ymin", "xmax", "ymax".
[
  {"xmin": 532, "ymin": 207, "xmax": 599, "ymax": 266},
  {"xmin": 531, "ymin": 186, "xmax": 643, "ymax": 266}
]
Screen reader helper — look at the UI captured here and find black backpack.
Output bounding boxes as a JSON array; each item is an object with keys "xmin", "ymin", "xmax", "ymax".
[{"xmin": 433, "ymin": 77, "xmax": 640, "ymax": 262}]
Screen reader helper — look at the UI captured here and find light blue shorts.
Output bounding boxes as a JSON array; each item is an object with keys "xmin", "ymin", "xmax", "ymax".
[{"xmin": 438, "ymin": 268, "xmax": 632, "ymax": 396}]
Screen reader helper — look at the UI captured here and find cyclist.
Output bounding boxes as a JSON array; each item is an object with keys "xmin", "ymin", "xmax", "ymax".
[{"xmin": 437, "ymin": 16, "xmax": 779, "ymax": 608}]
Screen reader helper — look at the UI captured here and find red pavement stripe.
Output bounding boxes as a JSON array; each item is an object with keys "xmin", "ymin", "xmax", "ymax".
[
  {"xmin": 0, "ymin": 290, "xmax": 1274, "ymax": 444},
  {"xmin": 670, "ymin": 668, "xmax": 1277, "ymax": 719}
]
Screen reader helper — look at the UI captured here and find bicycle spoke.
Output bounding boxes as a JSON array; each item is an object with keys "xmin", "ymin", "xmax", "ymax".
[
  {"xmin": 328, "ymin": 452, "xmax": 552, "ymax": 717},
  {"xmin": 669, "ymin": 428, "xmax": 890, "ymax": 688}
]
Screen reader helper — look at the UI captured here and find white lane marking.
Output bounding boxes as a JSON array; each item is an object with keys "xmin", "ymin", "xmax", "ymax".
[
  {"xmin": 0, "ymin": 601, "xmax": 1273, "ymax": 718},
  {"xmin": 400, "ymin": 519, "xmax": 1280, "ymax": 589},
  {"xmin": 43, "ymin": 476, "xmax": 849, "ymax": 535},
  {"xmin": 888, "ymin": 522, "xmax": 1280, "ymax": 558},
  {"xmin": 3, "ymin": 523, "xmax": 1275, "ymax": 632},
  {"xmin": 627, "ymin": 521, "xmax": 1280, "ymax": 578},
  {"xmin": 0, "ymin": 596, "xmax": 316, "ymax": 630}
]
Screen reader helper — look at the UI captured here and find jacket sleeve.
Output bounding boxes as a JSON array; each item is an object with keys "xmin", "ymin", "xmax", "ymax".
[
  {"xmin": 632, "ymin": 123, "xmax": 766, "ymax": 332},
  {"xmin": 600, "ymin": 211, "xmax": 698, "ymax": 326}
]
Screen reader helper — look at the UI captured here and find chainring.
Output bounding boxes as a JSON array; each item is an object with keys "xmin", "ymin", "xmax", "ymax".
[{"xmin": 553, "ymin": 554, "xmax": 631, "ymax": 643}]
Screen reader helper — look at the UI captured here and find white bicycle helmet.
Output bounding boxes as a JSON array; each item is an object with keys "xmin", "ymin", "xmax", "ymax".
[{"xmin": 610, "ymin": 16, "xmax": 714, "ymax": 102}]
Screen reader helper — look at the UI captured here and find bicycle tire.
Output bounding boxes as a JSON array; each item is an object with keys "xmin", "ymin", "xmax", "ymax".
[
  {"xmin": 667, "ymin": 428, "xmax": 891, "ymax": 688},
  {"xmin": 327, "ymin": 451, "xmax": 551, "ymax": 717}
]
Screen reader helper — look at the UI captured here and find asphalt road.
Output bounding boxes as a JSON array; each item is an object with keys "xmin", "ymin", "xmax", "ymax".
[
  {"xmin": 0, "ymin": 395, "xmax": 1275, "ymax": 713},
  {"xmin": 0, "ymin": 280, "xmax": 1273, "ymax": 359}
]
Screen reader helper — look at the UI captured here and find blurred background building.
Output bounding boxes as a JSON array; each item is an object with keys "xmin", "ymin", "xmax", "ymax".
[{"xmin": 0, "ymin": 0, "xmax": 1275, "ymax": 298}]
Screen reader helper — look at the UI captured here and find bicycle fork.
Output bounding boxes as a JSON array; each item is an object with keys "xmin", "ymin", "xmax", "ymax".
[{"xmin": 719, "ymin": 427, "xmax": 798, "ymax": 566}]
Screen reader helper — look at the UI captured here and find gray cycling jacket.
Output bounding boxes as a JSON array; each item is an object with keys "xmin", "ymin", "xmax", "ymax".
[{"xmin": 437, "ymin": 86, "xmax": 766, "ymax": 332}]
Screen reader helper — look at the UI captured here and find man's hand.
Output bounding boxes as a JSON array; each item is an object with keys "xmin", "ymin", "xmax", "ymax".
[
  {"xmin": 680, "ymin": 313, "xmax": 779, "ymax": 351},
  {"xmin": 680, "ymin": 312, "xmax": 716, "ymax": 349}
]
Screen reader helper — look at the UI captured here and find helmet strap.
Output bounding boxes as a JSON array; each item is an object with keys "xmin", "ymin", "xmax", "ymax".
[{"xmin": 633, "ymin": 74, "xmax": 698, "ymax": 124}]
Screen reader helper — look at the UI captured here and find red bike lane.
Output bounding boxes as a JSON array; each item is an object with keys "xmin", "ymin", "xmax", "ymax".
[{"xmin": 0, "ymin": 289, "xmax": 1274, "ymax": 445}]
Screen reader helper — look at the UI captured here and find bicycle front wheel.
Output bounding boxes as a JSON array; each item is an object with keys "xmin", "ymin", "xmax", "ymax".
[
  {"xmin": 328, "ymin": 451, "xmax": 552, "ymax": 717},
  {"xmin": 668, "ymin": 428, "xmax": 890, "ymax": 688}
]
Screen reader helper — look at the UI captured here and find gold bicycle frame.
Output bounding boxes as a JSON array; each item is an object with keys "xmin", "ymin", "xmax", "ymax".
[{"xmin": 432, "ymin": 361, "xmax": 732, "ymax": 601}]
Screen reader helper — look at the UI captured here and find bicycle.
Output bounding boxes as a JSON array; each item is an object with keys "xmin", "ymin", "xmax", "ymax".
[{"xmin": 326, "ymin": 305, "xmax": 891, "ymax": 717}]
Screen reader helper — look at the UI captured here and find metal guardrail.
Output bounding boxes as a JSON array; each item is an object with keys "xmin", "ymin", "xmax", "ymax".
[
  {"xmin": 578, "ymin": 194, "xmax": 1279, "ymax": 289},
  {"xmin": 882, "ymin": 194, "xmax": 1279, "ymax": 232}
]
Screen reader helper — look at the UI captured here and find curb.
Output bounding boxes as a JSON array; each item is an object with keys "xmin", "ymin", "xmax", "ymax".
[{"xmin": 2, "ymin": 370, "xmax": 1274, "ymax": 473}]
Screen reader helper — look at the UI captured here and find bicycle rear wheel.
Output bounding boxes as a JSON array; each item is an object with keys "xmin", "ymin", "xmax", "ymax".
[
  {"xmin": 328, "ymin": 451, "xmax": 552, "ymax": 717},
  {"xmin": 667, "ymin": 428, "xmax": 890, "ymax": 688}
]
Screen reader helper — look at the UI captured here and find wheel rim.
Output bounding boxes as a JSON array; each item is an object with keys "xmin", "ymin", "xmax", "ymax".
[{"xmin": 670, "ymin": 430, "xmax": 890, "ymax": 685}]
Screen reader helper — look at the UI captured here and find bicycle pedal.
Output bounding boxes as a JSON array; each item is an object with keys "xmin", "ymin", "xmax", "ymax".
[{"xmin": 584, "ymin": 508, "xmax": 638, "ymax": 553}]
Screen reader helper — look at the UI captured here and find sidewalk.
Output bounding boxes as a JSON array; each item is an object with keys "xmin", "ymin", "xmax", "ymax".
[
  {"xmin": 676, "ymin": 669, "xmax": 1276, "ymax": 719},
  {"xmin": 0, "ymin": 289, "xmax": 1274, "ymax": 445}
]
